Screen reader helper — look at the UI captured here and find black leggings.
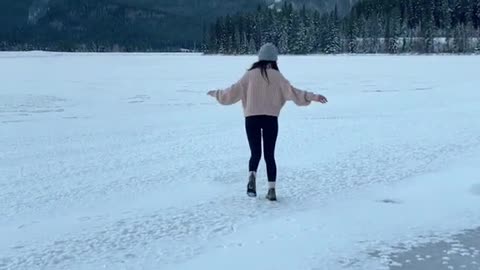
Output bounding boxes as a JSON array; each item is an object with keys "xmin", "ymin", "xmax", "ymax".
[{"xmin": 245, "ymin": 115, "xmax": 278, "ymax": 182}]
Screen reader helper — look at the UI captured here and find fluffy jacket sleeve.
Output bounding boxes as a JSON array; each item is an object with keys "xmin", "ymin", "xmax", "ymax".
[
  {"xmin": 282, "ymin": 80, "xmax": 316, "ymax": 106},
  {"xmin": 214, "ymin": 73, "xmax": 248, "ymax": 105}
]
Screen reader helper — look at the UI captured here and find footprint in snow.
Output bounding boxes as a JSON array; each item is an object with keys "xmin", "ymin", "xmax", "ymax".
[
  {"xmin": 128, "ymin": 95, "xmax": 150, "ymax": 104},
  {"xmin": 377, "ymin": 199, "xmax": 403, "ymax": 204}
]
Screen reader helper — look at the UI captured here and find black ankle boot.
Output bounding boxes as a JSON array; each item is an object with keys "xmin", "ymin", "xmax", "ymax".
[
  {"xmin": 266, "ymin": 188, "xmax": 276, "ymax": 201},
  {"xmin": 247, "ymin": 172, "xmax": 256, "ymax": 197}
]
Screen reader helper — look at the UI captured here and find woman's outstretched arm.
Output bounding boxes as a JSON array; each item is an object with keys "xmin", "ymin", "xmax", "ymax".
[
  {"xmin": 207, "ymin": 73, "xmax": 248, "ymax": 105},
  {"xmin": 282, "ymin": 82, "xmax": 328, "ymax": 106}
]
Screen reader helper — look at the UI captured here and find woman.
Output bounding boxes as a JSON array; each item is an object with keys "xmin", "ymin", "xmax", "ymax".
[{"xmin": 207, "ymin": 43, "xmax": 328, "ymax": 201}]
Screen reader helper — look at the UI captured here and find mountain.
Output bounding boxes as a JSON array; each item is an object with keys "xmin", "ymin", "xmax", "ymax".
[{"xmin": 0, "ymin": 0, "xmax": 356, "ymax": 51}]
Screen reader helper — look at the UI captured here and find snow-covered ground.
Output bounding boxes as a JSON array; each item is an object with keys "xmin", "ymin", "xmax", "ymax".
[{"xmin": 1, "ymin": 52, "xmax": 480, "ymax": 270}]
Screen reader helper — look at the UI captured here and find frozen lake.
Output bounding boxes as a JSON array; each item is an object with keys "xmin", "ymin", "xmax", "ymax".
[{"xmin": 1, "ymin": 52, "xmax": 480, "ymax": 270}]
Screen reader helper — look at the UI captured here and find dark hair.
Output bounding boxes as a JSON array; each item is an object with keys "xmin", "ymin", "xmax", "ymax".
[{"xmin": 248, "ymin": 60, "xmax": 279, "ymax": 82}]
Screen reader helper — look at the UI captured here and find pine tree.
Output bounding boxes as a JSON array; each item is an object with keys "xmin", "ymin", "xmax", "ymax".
[
  {"xmin": 324, "ymin": 6, "xmax": 341, "ymax": 54},
  {"xmin": 311, "ymin": 10, "xmax": 322, "ymax": 52},
  {"xmin": 288, "ymin": 10, "xmax": 302, "ymax": 54},
  {"xmin": 215, "ymin": 17, "xmax": 227, "ymax": 54},
  {"xmin": 477, "ymin": 2, "xmax": 480, "ymax": 53},
  {"xmin": 271, "ymin": 11, "xmax": 282, "ymax": 46},
  {"xmin": 304, "ymin": 10, "xmax": 316, "ymax": 53},
  {"xmin": 437, "ymin": 0, "xmax": 450, "ymax": 29},
  {"xmin": 278, "ymin": 24, "xmax": 289, "ymax": 54},
  {"xmin": 476, "ymin": 29, "xmax": 480, "ymax": 53},
  {"xmin": 225, "ymin": 15, "xmax": 236, "ymax": 54},
  {"xmin": 385, "ymin": 13, "xmax": 392, "ymax": 53},
  {"xmin": 234, "ymin": 28, "xmax": 241, "ymax": 54},
  {"xmin": 298, "ymin": 3, "xmax": 311, "ymax": 53},
  {"xmin": 366, "ymin": 15, "xmax": 382, "ymax": 53},
  {"xmin": 346, "ymin": 17, "xmax": 359, "ymax": 53},
  {"xmin": 465, "ymin": 20, "xmax": 476, "ymax": 52},
  {"xmin": 250, "ymin": 12, "xmax": 261, "ymax": 51},
  {"xmin": 248, "ymin": 37, "xmax": 257, "ymax": 54},
  {"xmin": 386, "ymin": 7, "xmax": 401, "ymax": 53},
  {"xmin": 409, "ymin": 0, "xmax": 421, "ymax": 27},
  {"xmin": 206, "ymin": 25, "xmax": 216, "ymax": 53},
  {"xmin": 278, "ymin": 2, "xmax": 293, "ymax": 53},
  {"xmin": 398, "ymin": 4, "xmax": 411, "ymax": 53},
  {"xmin": 294, "ymin": 19, "xmax": 309, "ymax": 54},
  {"xmin": 453, "ymin": 23, "xmax": 466, "ymax": 53},
  {"xmin": 444, "ymin": 1, "xmax": 453, "ymax": 52},
  {"xmin": 466, "ymin": 0, "xmax": 475, "ymax": 26},
  {"xmin": 477, "ymin": 1, "xmax": 480, "ymax": 28},
  {"xmin": 243, "ymin": 14, "xmax": 254, "ymax": 54},
  {"xmin": 357, "ymin": 15, "xmax": 368, "ymax": 53},
  {"xmin": 261, "ymin": 9, "xmax": 275, "ymax": 45},
  {"xmin": 423, "ymin": 0, "xmax": 436, "ymax": 53},
  {"xmin": 240, "ymin": 32, "xmax": 249, "ymax": 54},
  {"xmin": 201, "ymin": 23, "xmax": 208, "ymax": 53}
]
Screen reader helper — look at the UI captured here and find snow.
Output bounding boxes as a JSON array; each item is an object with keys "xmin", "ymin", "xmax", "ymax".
[{"xmin": 1, "ymin": 52, "xmax": 480, "ymax": 270}]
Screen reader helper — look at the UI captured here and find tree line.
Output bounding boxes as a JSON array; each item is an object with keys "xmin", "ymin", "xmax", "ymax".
[{"xmin": 205, "ymin": 0, "xmax": 480, "ymax": 54}]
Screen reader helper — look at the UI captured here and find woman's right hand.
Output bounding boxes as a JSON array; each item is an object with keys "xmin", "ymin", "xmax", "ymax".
[
  {"xmin": 313, "ymin": 94, "xmax": 328, "ymax": 104},
  {"xmin": 207, "ymin": 90, "xmax": 216, "ymax": 97}
]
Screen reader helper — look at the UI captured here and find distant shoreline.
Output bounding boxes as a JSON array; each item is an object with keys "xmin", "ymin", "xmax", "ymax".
[{"xmin": 1, "ymin": 50, "xmax": 480, "ymax": 57}]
